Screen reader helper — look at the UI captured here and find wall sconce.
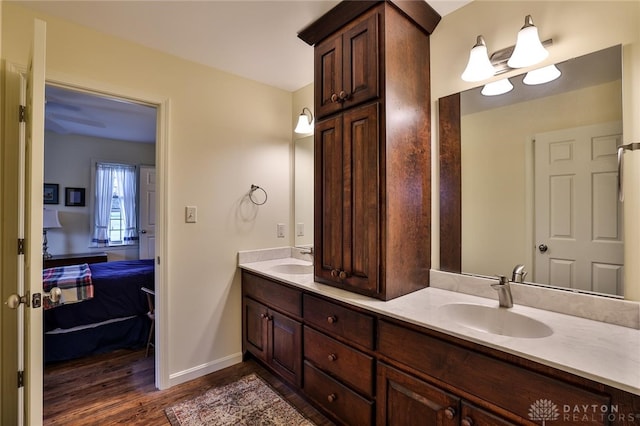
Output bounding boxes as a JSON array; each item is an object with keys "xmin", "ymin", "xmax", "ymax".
[
  {"xmin": 481, "ymin": 78, "xmax": 514, "ymax": 96},
  {"xmin": 507, "ymin": 15, "xmax": 549, "ymax": 69},
  {"xmin": 523, "ymin": 64, "xmax": 562, "ymax": 85},
  {"xmin": 461, "ymin": 36, "xmax": 496, "ymax": 82},
  {"xmin": 43, "ymin": 208, "xmax": 62, "ymax": 259},
  {"xmin": 294, "ymin": 107, "xmax": 314, "ymax": 134},
  {"xmin": 461, "ymin": 15, "xmax": 551, "ymax": 82}
]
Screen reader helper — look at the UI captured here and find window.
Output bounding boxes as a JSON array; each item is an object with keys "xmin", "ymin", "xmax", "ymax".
[{"xmin": 92, "ymin": 162, "xmax": 138, "ymax": 247}]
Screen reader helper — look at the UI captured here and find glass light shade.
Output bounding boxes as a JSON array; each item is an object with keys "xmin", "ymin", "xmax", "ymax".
[
  {"xmin": 461, "ymin": 36, "xmax": 496, "ymax": 82},
  {"xmin": 523, "ymin": 64, "xmax": 561, "ymax": 85},
  {"xmin": 507, "ymin": 16, "xmax": 549, "ymax": 68},
  {"xmin": 481, "ymin": 79, "xmax": 514, "ymax": 96},
  {"xmin": 43, "ymin": 208, "xmax": 62, "ymax": 229},
  {"xmin": 294, "ymin": 108, "xmax": 314, "ymax": 134}
]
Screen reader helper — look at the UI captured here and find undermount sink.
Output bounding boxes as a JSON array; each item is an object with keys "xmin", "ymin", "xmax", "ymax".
[
  {"xmin": 269, "ymin": 263, "xmax": 313, "ymax": 275},
  {"xmin": 440, "ymin": 303, "xmax": 553, "ymax": 339}
]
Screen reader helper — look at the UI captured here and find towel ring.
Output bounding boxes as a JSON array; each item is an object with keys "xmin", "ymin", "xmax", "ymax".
[{"xmin": 249, "ymin": 184, "xmax": 267, "ymax": 205}]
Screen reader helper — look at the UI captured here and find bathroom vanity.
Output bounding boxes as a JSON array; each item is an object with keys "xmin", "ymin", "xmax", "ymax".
[{"xmin": 239, "ymin": 252, "xmax": 640, "ymax": 426}]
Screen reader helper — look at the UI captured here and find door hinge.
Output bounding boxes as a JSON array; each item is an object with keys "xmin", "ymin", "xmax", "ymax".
[
  {"xmin": 19, "ymin": 105, "xmax": 26, "ymax": 123},
  {"xmin": 17, "ymin": 371, "xmax": 24, "ymax": 388},
  {"xmin": 18, "ymin": 238, "xmax": 25, "ymax": 255}
]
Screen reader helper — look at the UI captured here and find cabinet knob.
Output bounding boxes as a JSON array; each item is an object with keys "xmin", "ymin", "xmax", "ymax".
[
  {"xmin": 327, "ymin": 393, "xmax": 337, "ymax": 403},
  {"xmin": 461, "ymin": 417, "xmax": 474, "ymax": 426},
  {"xmin": 260, "ymin": 313, "xmax": 269, "ymax": 319},
  {"xmin": 328, "ymin": 353, "xmax": 337, "ymax": 362},
  {"xmin": 327, "ymin": 315, "xmax": 338, "ymax": 324},
  {"xmin": 338, "ymin": 270, "xmax": 348, "ymax": 279},
  {"xmin": 444, "ymin": 407, "xmax": 456, "ymax": 420},
  {"xmin": 330, "ymin": 93, "xmax": 339, "ymax": 103},
  {"xmin": 338, "ymin": 90, "xmax": 349, "ymax": 101},
  {"xmin": 331, "ymin": 269, "xmax": 339, "ymax": 278}
]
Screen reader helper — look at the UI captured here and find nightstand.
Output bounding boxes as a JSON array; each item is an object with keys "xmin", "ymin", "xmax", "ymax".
[{"xmin": 43, "ymin": 252, "xmax": 108, "ymax": 269}]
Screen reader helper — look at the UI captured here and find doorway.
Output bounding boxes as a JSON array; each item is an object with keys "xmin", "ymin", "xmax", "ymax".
[{"xmin": 42, "ymin": 82, "xmax": 161, "ymax": 405}]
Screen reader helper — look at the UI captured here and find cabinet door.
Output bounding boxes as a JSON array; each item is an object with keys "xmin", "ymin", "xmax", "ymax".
[
  {"xmin": 315, "ymin": 34, "xmax": 343, "ymax": 119},
  {"xmin": 242, "ymin": 297, "xmax": 268, "ymax": 362},
  {"xmin": 377, "ymin": 363, "xmax": 459, "ymax": 426},
  {"xmin": 268, "ymin": 309, "xmax": 302, "ymax": 387},
  {"xmin": 461, "ymin": 402, "xmax": 519, "ymax": 426},
  {"xmin": 342, "ymin": 10, "xmax": 379, "ymax": 110},
  {"xmin": 315, "ymin": 103, "xmax": 380, "ymax": 295},
  {"xmin": 342, "ymin": 102, "xmax": 379, "ymax": 293}
]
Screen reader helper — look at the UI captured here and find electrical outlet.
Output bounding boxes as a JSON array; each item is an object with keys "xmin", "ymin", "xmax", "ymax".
[
  {"xmin": 277, "ymin": 223, "xmax": 285, "ymax": 238},
  {"xmin": 185, "ymin": 206, "xmax": 197, "ymax": 223},
  {"xmin": 296, "ymin": 223, "xmax": 304, "ymax": 237}
]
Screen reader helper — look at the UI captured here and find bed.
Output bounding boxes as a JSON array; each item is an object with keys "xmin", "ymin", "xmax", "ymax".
[{"xmin": 43, "ymin": 259, "xmax": 155, "ymax": 363}]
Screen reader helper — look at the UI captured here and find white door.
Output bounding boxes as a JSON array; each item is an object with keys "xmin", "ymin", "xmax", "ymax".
[
  {"xmin": 138, "ymin": 165, "xmax": 156, "ymax": 259},
  {"xmin": 1, "ymin": 19, "xmax": 47, "ymax": 425},
  {"xmin": 534, "ymin": 122, "xmax": 623, "ymax": 294}
]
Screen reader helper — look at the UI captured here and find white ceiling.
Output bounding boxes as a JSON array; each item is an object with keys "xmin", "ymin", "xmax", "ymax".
[{"xmin": 19, "ymin": 0, "xmax": 472, "ymax": 142}]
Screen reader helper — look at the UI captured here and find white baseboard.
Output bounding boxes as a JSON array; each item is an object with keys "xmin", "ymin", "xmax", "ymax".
[{"xmin": 168, "ymin": 352, "xmax": 243, "ymax": 387}]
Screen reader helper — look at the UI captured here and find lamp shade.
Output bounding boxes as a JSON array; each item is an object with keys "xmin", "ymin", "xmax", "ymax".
[
  {"xmin": 523, "ymin": 64, "xmax": 561, "ymax": 85},
  {"xmin": 481, "ymin": 79, "xmax": 514, "ymax": 96},
  {"xmin": 461, "ymin": 36, "xmax": 496, "ymax": 82},
  {"xmin": 294, "ymin": 107, "xmax": 314, "ymax": 134},
  {"xmin": 43, "ymin": 208, "xmax": 62, "ymax": 229},
  {"xmin": 507, "ymin": 15, "xmax": 549, "ymax": 68}
]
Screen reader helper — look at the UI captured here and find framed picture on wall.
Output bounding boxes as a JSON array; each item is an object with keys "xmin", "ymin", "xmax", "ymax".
[
  {"xmin": 65, "ymin": 187, "xmax": 86, "ymax": 207},
  {"xmin": 44, "ymin": 183, "xmax": 59, "ymax": 204}
]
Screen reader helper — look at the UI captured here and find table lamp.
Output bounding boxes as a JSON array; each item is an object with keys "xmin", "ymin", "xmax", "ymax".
[{"xmin": 43, "ymin": 208, "xmax": 62, "ymax": 259}]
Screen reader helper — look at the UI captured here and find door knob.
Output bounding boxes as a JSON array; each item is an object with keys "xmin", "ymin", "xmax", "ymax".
[
  {"xmin": 139, "ymin": 230, "xmax": 147, "ymax": 234},
  {"xmin": 45, "ymin": 287, "xmax": 62, "ymax": 304},
  {"xmin": 538, "ymin": 244, "xmax": 548, "ymax": 253},
  {"xmin": 5, "ymin": 292, "xmax": 29, "ymax": 309}
]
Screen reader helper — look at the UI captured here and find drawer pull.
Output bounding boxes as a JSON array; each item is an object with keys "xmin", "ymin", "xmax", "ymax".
[
  {"xmin": 444, "ymin": 407, "xmax": 456, "ymax": 420},
  {"xmin": 327, "ymin": 353, "xmax": 337, "ymax": 362},
  {"xmin": 327, "ymin": 393, "xmax": 337, "ymax": 403},
  {"xmin": 327, "ymin": 315, "xmax": 338, "ymax": 324},
  {"xmin": 461, "ymin": 417, "xmax": 473, "ymax": 426}
]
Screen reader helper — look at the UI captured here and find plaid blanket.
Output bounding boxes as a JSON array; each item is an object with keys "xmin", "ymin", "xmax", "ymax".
[{"xmin": 42, "ymin": 263, "xmax": 94, "ymax": 309}]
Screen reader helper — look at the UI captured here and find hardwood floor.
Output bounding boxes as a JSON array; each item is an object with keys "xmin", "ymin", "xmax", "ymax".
[{"xmin": 44, "ymin": 349, "xmax": 334, "ymax": 425}]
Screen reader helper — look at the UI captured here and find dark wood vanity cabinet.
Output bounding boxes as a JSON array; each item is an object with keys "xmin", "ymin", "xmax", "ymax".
[
  {"xmin": 242, "ymin": 272, "xmax": 302, "ymax": 387},
  {"xmin": 305, "ymin": 0, "xmax": 439, "ymax": 301}
]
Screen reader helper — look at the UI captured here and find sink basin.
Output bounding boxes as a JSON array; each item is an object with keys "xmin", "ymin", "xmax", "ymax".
[
  {"xmin": 439, "ymin": 303, "xmax": 553, "ymax": 338},
  {"xmin": 269, "ymin": 263, "xmax": 313, "ymax": 275}
]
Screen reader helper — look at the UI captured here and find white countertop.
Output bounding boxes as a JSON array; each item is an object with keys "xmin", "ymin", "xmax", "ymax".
[{"xmin": 239, "ymin": 256, "xmax": 640, "ymax": 396}]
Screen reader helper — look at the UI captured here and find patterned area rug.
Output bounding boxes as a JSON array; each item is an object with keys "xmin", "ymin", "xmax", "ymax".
[{"xmin": 165, "ymin": 373, "xmax": 316, "ymax": 425}]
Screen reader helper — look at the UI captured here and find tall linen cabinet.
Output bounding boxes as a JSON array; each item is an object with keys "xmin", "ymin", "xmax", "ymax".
[{"xmin": 299, "ymin": 1, "xmax": 440, "ymax": 300}]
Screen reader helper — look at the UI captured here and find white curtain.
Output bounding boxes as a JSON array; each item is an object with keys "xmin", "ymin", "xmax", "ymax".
[
  {"xmin": 91, "ymin": 164, "xmax": 114, "ymax": 247},
  {"xmin": 114, "ymin": 165, "xmax": 138, "ymax": 245}
]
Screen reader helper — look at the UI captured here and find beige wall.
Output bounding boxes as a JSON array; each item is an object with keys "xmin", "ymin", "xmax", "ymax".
[
  {"xmin": 430, "ymin": 1, "xmax": 640, "ymax": 277},
  {"xmin": 2, "ymin": 2, "xmax": 294, "ymax": 385},
  {"xmin": 292, "ymin": 83, "xmax": 314, "ymax": 247}
]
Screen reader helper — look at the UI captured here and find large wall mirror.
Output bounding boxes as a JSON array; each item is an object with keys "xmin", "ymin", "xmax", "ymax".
[
  {"xmin": 294, "ymin": 135, "xmax": 314, "ymax": 247},
  {"xmin": 439, "ymin": 45, "xmax": 624, "ymax": 297}
]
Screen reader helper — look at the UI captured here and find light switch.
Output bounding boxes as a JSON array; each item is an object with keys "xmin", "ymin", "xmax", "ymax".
[
  {"xmin": 296, "ymin": 223, "xmax": 304, "ymax": 237},
  {"xmin": 277, "ymin": 223, "xmax": 285, "ymax": 238},
  {"xmin": 185, "ymin": 206, "xmax": 197, "ymax": 223}
]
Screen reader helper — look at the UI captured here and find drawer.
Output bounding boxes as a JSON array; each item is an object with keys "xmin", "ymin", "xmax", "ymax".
[
  {"xmin": 304, "ymin": 326, "xmax": 374, "ymax": 397},
  {"xmin": 242, "ymin": 271, "xmax": 302, "ymax": 317},
  {"xmin": 303, "ymin": 361, "xmax": 374, "ymax": 426},
  {"xmin": 378, "ymin": 320, "xmax": 610, "ymax": 425},
  {"xmin": 303, "ymin": 294, "xmax": 374, "ymax": 349}
]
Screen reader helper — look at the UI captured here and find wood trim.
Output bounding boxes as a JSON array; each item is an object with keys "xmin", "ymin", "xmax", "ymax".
[
  {"xmin": 438, "ymin": 93, "xmax": 462, "ymax": 273},
  {"xmin": 297, "ymin": 0, "xmax": 440, "ymax": 46}
]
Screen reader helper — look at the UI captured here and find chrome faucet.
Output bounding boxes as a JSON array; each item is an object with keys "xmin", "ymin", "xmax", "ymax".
[
  {"xmin": 511, "ymin": 264, "xmax": 527, "ymax": 283},
  {"xmin": 491, "ymin": 275, "xmax": 513, "ymax": 308},
  {"xmin": 297, "ymin": 246, "xmax": 314, "ymax": 256}
]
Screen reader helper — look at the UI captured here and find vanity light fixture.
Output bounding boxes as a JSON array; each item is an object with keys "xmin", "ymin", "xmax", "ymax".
[
  {"xmin": 294, "ymin": 107, "xmax": 314, "ymax": 134},
  {"xmin": 507, "ymin": 15, "xmax": 549, "ymax": 69},
  {"xmin": 523, "ymin": 64, "xmax": 562, "ymax": 85},
  {"xmin": 481, "ymin": 78, "xmax": 514, "ymax": 96},
  {"xmin": 461, "ymin": 35, "xmax": 496, "ymax": 82}
]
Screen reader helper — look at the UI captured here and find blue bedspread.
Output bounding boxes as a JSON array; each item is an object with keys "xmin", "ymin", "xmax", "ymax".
[{"xmin": 43, "ymin": 259, "xmax": 154, "ymax": 332}]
